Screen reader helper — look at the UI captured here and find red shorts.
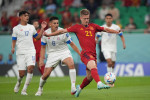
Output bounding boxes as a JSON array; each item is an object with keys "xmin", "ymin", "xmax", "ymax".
[
  {"xmin": 36, "ymin": 53, "xmax": 40, "ymax": 62},
  {"xmin": 81, "ymin": 51, "xmax": 97, "ymax": 66}
]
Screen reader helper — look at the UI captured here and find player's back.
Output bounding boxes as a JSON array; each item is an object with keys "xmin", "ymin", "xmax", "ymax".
[
  {"xmin": 12, "ymin": 24, "xmax": 37, "ymax": 55},
  {"xmin": 99, "ymin": 24, "xmax": 120, "ymax": 52},
  {"xmin": 67, "ymin": 23, "xmax": 104, "ymax": 54},
  {"xmin": 42, "ymin": 27, "xmax": 71, "ymax": 54}
]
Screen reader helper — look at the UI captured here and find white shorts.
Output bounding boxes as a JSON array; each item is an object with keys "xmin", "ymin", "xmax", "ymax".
[
  {"xmin": 103, "ymin": 51, "xmax": 116, "ymax": 61},
  {"xmin": 45, "ymin": 51, "xmax": 72, "ymax": 68},
  {"xmin": 16, "ymin": 53, "xmax": 36, "ymax": 70}
]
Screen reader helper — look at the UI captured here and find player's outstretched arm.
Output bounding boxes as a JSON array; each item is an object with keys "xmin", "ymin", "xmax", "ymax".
[
  {"xmin": 104, "ymin": 27, "xmax": 120, "ymax": 34},
  {"xmin": 39, "ymin": 45, "xmax": 46, "ymax": 68},
  {"xmin": 119, "ymin": 33, "xmax": 126, "ymax": 49},
  {"xmin": 44, "ymin": 29, "xmax": 68, "ymax": 37},
  {"xmin": 70, "ymin": 42, "xmax": 81, "ymax": 56},
  {"xmin": 35, "ymin": 21, "xmax": 47, "ymax": 40},
  {"xmin": 11, "ymin": 40, "xmax": 16, "ymax": 54}
]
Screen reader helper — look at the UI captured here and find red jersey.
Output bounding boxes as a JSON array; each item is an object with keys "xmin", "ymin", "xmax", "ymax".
[
  {"xmin": 33, "ymin": 29, "xmax": 41, "ymax": 54},
  {"xmin": 67, "ymin": 23, "xmax": 104, "ymax": 54}
]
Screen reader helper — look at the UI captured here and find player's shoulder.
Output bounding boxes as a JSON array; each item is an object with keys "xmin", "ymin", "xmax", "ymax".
[
  {"xmin": 89, "ymin": 23, "xmax": 104, "ymax": 27},
  {"xmin": 13, "ymin": 24, "xmax": 20, "ymax": 30},
  {"xmin": 112, "ymin": 24, "xmax": 120, "ymax": 29},
  {"xmin": 27, "ymin": 24, "xmax": 34, "ymax": 28}
]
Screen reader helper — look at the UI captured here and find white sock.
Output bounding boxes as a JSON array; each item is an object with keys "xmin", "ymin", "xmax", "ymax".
[
  {"xmin": 107, "ymin": 66, "xmax": 112, "ymax": 72},
  {"xmin": 97, "ymin": 81, "xmax": 102, "ymax": 85},
  {"xmin": 39, "ymin": 77, "xmax": 46, "ymax": 90},
  {"xmin": 69, "ymin": 69, "xmax": 76, "ymax": 88},
  {"xmin": 22, "ymin": 73, "xmax": 33, "ymax": 91}
]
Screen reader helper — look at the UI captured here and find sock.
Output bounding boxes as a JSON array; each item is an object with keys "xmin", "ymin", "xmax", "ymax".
[
  {"xmin": 22, "ymin": 73, "xmax": 33, "ymax": 91},
  {"xmin": 80, "ymin": 77, "xmax": 91, "ymax": 89},
  {"xmin": 91, "ymin": 68, "xmax": 101, "ymax": 83},
  {"xmin": 39, "ymin": 77, "xmax": 46, "ymax": 90},
  {"xmin": 38, "ymin": 65, "xmax": 45, "ymax": 75},
  {"xmin": 107, "ymin": 66, "xmax": 112, "ymax": 72},
  {"xmin": 69, "ymin": 69, "xmax": 76, "ymax": 88}
]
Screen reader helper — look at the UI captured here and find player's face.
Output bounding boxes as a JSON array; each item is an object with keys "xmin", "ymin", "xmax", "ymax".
[
  {"xmin": 20, "ymin": 13, "xmax": 29, "ymax": 23},
  {"xmin": 50, "ymin": 20, "xmax": 59, "ymax": 32},
  {"xmin": 80, "ymin": 15, "xmax": 90, "ymax": 26},
  {"xmin": 33, "ymin": 21, "xmax": 39, "ymax": 29},
  {"xmin": 105, "ymin": 16, "xmax": 113, "ymax": 25}
]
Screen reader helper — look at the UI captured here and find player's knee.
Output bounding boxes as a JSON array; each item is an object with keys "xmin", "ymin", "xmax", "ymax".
[
  {"xmin": 19, "ymin": 73, "xmax": 25, "ymax": 78},
  {"xmin": 68, "ymin": 63, "xmax": 75, "ymax": 69},
  {"xmin": 108, "ymin": 62, "xmax": 113, "ymax": 67},
  {"xmin": 27, "ymin": 66, "xmax": 34, "ymax": 73}
]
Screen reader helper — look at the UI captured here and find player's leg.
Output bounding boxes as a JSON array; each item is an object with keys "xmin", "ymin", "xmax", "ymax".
[
  {"xmin": 35, "ymin": 67, "xmax": 54, "ymax": 96},
  {"xmin": 62, "ymin": 57, "xmax": 76, "ymax": 95},
  {"xmin": 21, "ymin": 53, "xmax": 35, "ymax": 95},
  {"xmin": 111, "ymin": 52, "xmax": 116, "ymax": 73},
  {"xmin": 103, "ymin": 51, "xmax": 113, "ymax": 72},
  {"xmin": 36, "ymin": 53, "xmax": 45, "ymax": 75},
  {"xmin": 75, "ymin": 69, "xmax": 93, "ymax": 97},
  {"xmin": 14, "ymin": 55, "xmax": 26, "ymax": 93},
  {"xmin": 87, "ymin": 60, "xmax": 110, "ymax": 90}
]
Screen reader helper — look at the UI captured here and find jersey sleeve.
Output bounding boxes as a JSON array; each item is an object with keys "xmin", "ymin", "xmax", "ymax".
[
  {"xmin": 64, "ymin": 33, "xmax": 72, "ymax": 44},
  {"xmin": 95, "ymin": 24, "xmax": 104, "ymax": 32},
  {"xmin": 32, "ymin": 26, "xmax": 38, "ymax": 38},
  {"xmin": 96, "ymin": 32, "xmax": 102, "ymax": 37},
  {"xmin": 67, "ymin": 24, "xmax": 77, "ymax": 33},
  {"xmin": 12, "ymin": 27, "xmax": 17, "ymax": 40},
  {"xmin": 41, "ymin": 30, "xmax": 47, "ymax": 46}
]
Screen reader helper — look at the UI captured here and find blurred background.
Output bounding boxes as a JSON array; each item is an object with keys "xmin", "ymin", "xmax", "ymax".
[{"xmin": 0, "ymin": 0, "xmax": 150, "ymax": 77}]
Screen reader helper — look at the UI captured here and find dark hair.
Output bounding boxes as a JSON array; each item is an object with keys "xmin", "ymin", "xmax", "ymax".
[
  {"xmin": 19, "ymin": 11, "xmax": 30, "ymax": 16},
  {"xmin": 49, "ymin": 16, "xmax": 59, "ymax": 22},
  {"xmin": 32, "ymin": 19, "xmax": 39, "ymax": 24},
  {"xmin": 105, "ymin": 13, "xmax": 113, "ymax": 18},
  {"xmin": 80, "ymin": 9, "xmax": 90, "ymax": 16}
]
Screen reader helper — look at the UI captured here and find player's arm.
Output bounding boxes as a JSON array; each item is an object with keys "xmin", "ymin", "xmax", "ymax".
[
  {"xmin": 69, "ymin": 42, "xmax": 81, "ymax": 56},
  {"xmin": 95, "ymin": 33, "xmax": 101, "ymax": 43},
  {"xmin": 44, "ymin": 29, "xmax": 68, "ymax": 37},
  {"xmin": 11, "ymin": 39, "xmax": 16, "ymax": 54},
  {"xmin": 35, "ymin": 21, "xmax": 47, "ymax": 40},
  {"xmin": 103, "ymin": 27, "xmax": 120, "ymax": 34},
  {"xmin": 39, "ymin": 44, "xmax": 46, "ymax": 68},
  {"xmin": 119, "ymin": 32, "xmax": 126, "ymax": 49}
]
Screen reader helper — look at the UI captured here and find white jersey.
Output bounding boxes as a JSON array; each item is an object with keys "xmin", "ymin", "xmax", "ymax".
[
  {"xmin": 12, "ymin": 24, "xmax": 37, "ymax": 55},
  {"xmin": 41, "ymin": 27, "xmax": 72, "ymax": 55},
  {"xmin": 97, "ymin": 24, "xmax": 121, "ymax": 52}
]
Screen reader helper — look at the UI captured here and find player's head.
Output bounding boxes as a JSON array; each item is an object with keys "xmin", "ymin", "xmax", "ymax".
[
  {"xmin": 80, "ymin": 9, "xmax": 90, "ymax": 26},
  {"xmin": 19, "ymin": 11, "xmax": 30, "ymax": 23},
  {"xmin": 49, "ymin": 16, "xmax": 59, "ymax": 32},
  {"xmin": 32, "ymin": 19, "xmax": 39, "ymax": 30},
  {"xmin": 105, "ymin": 13, "xmax": 113, "ymax": 25}
]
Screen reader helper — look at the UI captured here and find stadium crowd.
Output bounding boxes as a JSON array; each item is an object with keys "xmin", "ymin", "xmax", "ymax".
[{"xmin": 1, "ymin": 0, "xmax": 150, "ymax": 34}]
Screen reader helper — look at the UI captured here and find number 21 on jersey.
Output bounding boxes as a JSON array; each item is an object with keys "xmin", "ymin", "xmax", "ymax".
[{"xmin": 85, "ymin": 31, "xmax": 92, "ymax": 36}]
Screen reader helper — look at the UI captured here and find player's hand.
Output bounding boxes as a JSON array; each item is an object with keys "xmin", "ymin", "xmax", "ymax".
[
  {"xmin": 11, "ymin": 48, "xmax": 15, "ymax": 54},
  {"xmin": 39, "ymin": 60, "xmax": 44, "ymax": 69},
  {"xmin": 43, "ymin": 32, "xmax": 50, "ymax": 37},
  {"xmin": 123, "ymin": 43, "xmax": 126, "ymax": 49},
  {"xmin": 95, "ymin": 39, "xmax": 98, "ymax": 44},
  {"xmin": 41, "ymin": 21, "xmax": 47, "ymax": 29}
]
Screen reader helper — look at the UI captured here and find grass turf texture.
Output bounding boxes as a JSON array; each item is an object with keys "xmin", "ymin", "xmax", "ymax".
[{"xmin": 0, "ymin": 76, "xmax": 150, "ymax": 100}]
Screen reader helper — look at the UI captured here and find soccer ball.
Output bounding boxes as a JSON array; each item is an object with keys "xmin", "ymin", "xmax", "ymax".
[{"xmin": 104, "ymin": 72, "xmax": 116, "ymax": 84}]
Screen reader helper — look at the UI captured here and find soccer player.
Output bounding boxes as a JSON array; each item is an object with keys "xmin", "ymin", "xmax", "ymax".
[
  {"xmin": 96, "ymin": 13, "xmax": 126, "ymax": 87},
  {"xmin": 32, "ymin": 20, "xmax": 45, "ymax": 75},
  {"xmin": 43, "ymin": 9, "xmax": 120, "ymax": 97},
  {"xmin": 35, "ymin": 16, "xmax": 80, "ymax": 96},
  {"xmin": 11, "ymin": 11, "xmax": 47, "ymax": 95}
]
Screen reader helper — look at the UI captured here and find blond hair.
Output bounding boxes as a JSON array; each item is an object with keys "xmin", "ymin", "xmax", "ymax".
[{"xmin": 80, "ymin": 9, "xmax": 90, "ymax": 16}]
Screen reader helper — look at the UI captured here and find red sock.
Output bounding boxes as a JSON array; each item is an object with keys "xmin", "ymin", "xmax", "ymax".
[
  {"xmin": 91, "ymin": 68, "xmax": 100, "ymax": 83},
  {"xmin": 80, "ymin": 77, "xmax": 91, "ymax": 89},
  {"xmin": 38, "ymin": 65, "xmax": 45, "ymax": 75}
]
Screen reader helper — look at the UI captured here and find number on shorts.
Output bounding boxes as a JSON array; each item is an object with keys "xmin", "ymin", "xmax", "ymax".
[{"xmin": 52, "ymin": 41, "xmax": 55, "ymax": 46}]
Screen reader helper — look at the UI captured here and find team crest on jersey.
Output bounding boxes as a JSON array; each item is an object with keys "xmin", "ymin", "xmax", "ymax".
[
  {"xmin": 20, "ymin": 29, "xmax": 23, "ymax": 31},
  {"xmin": 80, "ymin": 28, "xmax": 83, "ymax": 30},
  {"xmin": 89, "ymin": 26, "xmax": 94, "ymax": 30},
  {"xmin": 48, "ymin": 37, "xmax": 50, "ymax": 39}
]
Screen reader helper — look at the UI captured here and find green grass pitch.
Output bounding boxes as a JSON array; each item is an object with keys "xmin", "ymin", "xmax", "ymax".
[{"xmin": 0, "ymin": 76, "xmax": 150, "ymax": 100}]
